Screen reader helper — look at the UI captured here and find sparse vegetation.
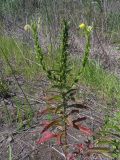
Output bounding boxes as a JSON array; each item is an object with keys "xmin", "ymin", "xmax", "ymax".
[{"xmin": 0, "ymin": 0, "xmax": 120, "ymax": 160}]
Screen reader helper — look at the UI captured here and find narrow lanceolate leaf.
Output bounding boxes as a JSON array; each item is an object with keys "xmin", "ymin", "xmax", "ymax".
[
  {"xmin": 9, "ymin": 144, "xmax": 12, "ymax": 160},
  {"xmin": 78, "ymin": 125, "xmax": 93, "ymax": 136},
  {"xmin": 72, "ymin": 123, "xmax": 93, "ymax": 136},
  {"xmin": 69, "ymin": 109, "xmax": 79, "ymax": 114},
  {"xmin": 37, "ymin": 131, "xmax": 63, "ymax": 145},
  {"xmin": 67, "ymin": 116, "xmax": 87, "ymax": 129},
  {"xmin": 97, "ymin": 139, "xmax": 113, "ymax": 146},
  {"xmin": 40, "ymin": 121, "xmax": 51, "ymax": 127},
  {"xmin": 88, "ymin": 147, "xmax": 111, "ymax": 153},
  {"xmin": 110, "ymin": 132, "xmax": 120, "ymax": 138},
  {"xmin": 65, "ymin": 89, "xmax": 77, "ymax": 96},
  {"xmin": 67, "ymin": 115, "xmax": 73, "ymax": 127},
  {"xmin": 65, "ymin": 89, "xmax": 77, "ymax": 99},
  {"xmin": 56, "ymin": 133, "xmax": 63, "ymax": 145},
  {"xmin": 88, "ymin": 147, "xmax": 112, "ymax": 158},
  {"xmin": 67, "ymin": 103, "xmax": 88, "ymax": 109},
  {"xmin": 110, "ymin": 125, "xmax": 120, "ymax": 133},
  {"xmin": 46, "ymin": 95, "xmax": 62, "ymax": 103},
  {"xmin": 55, "ymin": 105, "xmax": 63, "ymax": 114},
  {"xmin": 41, "ymin": 119, "xmax": 60, "ymax": 134},
  {"xmin": 72, "ymin": 117, "xmax": 87, "ymax": 124},
  {"xmin": 38, "ymin": 108, "xmax": 55, "ymax": 116},
  {"xmin": 36, "ymin": 132, "xmax": 56, "ymax": 144}
]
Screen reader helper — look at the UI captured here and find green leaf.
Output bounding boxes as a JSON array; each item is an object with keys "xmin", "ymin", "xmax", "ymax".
[
  {"xmin": 47, "ymin": 95, "xmax": 62, "ymax": 103},
  {"xmin": 97, "ymin": 140, "xmax": 113, "ymax": 146},
  {"xmin": 46, "ymin": 114, "xmax": 53, "ymax": 120},
  {"xmin": 65, "ymin": 89, "xmax": 77, "ymax": 96},
  {"xmin": 88, "ymin": 147, "xmax": 112, "ymax": 158},
  {"xmin": 8, "ymin": 144, "xmax": 12, "ymax": 160},
  {"xmin": 55, "ymin": 105, "xmax": 63, "ymax": 114}
]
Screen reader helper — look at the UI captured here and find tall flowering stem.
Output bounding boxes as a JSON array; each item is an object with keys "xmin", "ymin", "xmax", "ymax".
[
  {"xmin": 72, "ymin": 24, "xmax": 93, "ymax": 86},
  {"xmin": 31, "ymin": 21, "xmax": 46, "ymax": 71},
  {"xmin": 60, "ymin": 20, "xmax": 69, "ymax": 88}
]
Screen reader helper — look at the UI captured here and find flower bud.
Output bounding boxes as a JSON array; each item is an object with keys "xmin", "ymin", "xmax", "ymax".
[
  {"xmin": 24, "ymin": 24, "xmax": 32, "ymax": 32},
  {"xmin": 87, "ymin": 26, "xmax": 93, "ymax": 32}
]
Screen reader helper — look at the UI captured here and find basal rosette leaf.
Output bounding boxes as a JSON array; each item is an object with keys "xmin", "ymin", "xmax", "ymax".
[
  {"xmin": 67, "ymin": 115, "xmax": 92, "ymax": 136},
  {"xmin": 67, "ymin": 103, "xmax": 88, "ymax": 109},
  {"xmin": 36, "ymin": 131, "xmax": 57, "ymax": 144},
  {"xmin": 45, "ymin": 95, "xmax": 62, "ymax": 104},
  {"xmin": 41, "ymin": 119, "xmax": 62, "ymax": 134},
  {"xmin": 72, "ymin": 117, "xmax": 87, "ymax": 124},
  {"xmin": 38, "ymin": 108, "xmax": 55, "ymax": 116},
  {"xmin": 36, "ymin": 131, "xmax": 63, "ymax": 145},
  {"xmin": 78, "ymin": 125, "xmax": 93, "ymax": 136}
]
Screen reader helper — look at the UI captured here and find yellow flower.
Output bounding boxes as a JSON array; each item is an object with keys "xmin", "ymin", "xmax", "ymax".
[
  {"xmin": 79, "ymin": 23, "xmax": 86, "ymax": 29},
  {"xmin": 24, "ymin": 24, "xmax": 32, "ymax": 32}
]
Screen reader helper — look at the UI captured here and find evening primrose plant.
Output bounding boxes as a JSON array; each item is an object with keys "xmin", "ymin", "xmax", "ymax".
[
  {"xmin": 24, "ymin": 21, "xmax": 96, "ymax": 159},
  {"xmin": 24, "ymin": 21, "xmax": 117, "ymax": 159}
]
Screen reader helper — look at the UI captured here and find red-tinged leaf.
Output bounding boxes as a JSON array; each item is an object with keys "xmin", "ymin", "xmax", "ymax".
[
  {"xmin": 41, "ymin": 119, "xmax": 60, "ymax": 134},
  {"xmin": 36, "ymin": 132, "xmax": 57, "ymax": 144},
  {"xmin": 72, "ymin": 117, "xmax": 87, "ymax": 124},
  {"xmin": 31, "ymin": 131, "xmax": 36, "ymax": 134},
  {"xmin": 78, "ymin": 125, "xmax": 93, "ymax": 136},
  {"xmin": 72, "ymin": 123, "xmax": 79, "ymax": 130},
  {"xmin": 40, "ymin": 121, "xmax": 51, "ymax": 127},
  {"xmin": 38, "ymin": 109, "xmax": 48, "ymax": 115},
  {"xmin": 67, "ymin": 103, "xmax": 88, "ymax": 109},
  {"xmin": 72, "ymin": 123, "xmax": 93, "ymax": 136},
  {"xmin": 42, "ymin": 131, "xmax": 54, "ymax": 137},
  {"xmin": 74, "ymin": 144, "xmax": 84, "ymax": 153},
  {"xmin": 56, "ymin": 133, "xmax": 63, "ymax": 145},
  {"xmin": 66, "ymin": 153, "xmax": 76, "ymax": 160}
]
